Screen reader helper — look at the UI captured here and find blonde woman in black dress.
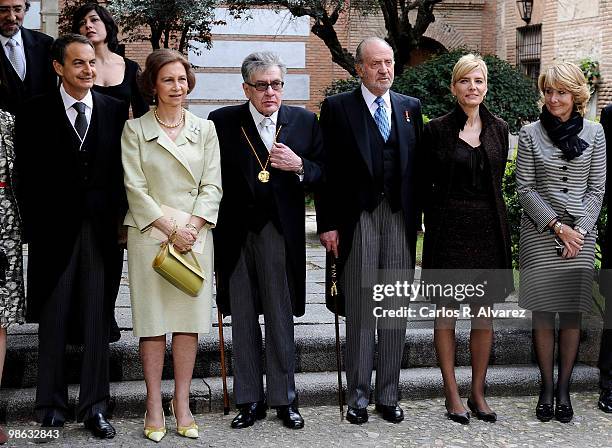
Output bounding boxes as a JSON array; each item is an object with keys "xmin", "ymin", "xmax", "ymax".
[{"xmin": 422, "ymin": 54, "xmax": 514, "ymax": 424}]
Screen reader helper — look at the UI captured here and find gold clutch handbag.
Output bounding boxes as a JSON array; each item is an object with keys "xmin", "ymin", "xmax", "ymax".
[{"xmin": 152, "ymin": 242, "xmax": 204, "ymax": 297}]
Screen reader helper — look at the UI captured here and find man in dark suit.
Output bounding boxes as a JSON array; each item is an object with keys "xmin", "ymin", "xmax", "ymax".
[
  {"xmin": 0, "ymin": 0, "xmax": 56, "ymax": 113},
  {"xmin": 598, "ymin": 105, "xmax": 612, "ymax": 413},
  {"xmin": 14, "ymin": 34, "xmax": 125, "ymax": 438},
  {"xmin": 316, "ymin": 37, "xmax": 423, "ymax": 424},
  {"xmin": 209, "ymin": 51, "xmax": 324, "ymax": 430}
]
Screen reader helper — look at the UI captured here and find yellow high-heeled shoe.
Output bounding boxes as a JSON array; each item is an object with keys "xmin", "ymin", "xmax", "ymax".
[
  {"xmin": 144, "ymin": 410, "xmax": 167, "ymax": 442},
  {"xmin": 170, "ymin": 398, "xmax": 199, "ymax": 438}
]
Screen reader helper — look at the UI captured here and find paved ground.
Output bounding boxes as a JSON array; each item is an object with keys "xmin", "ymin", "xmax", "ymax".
[{"xmin": 3, "ymin": 392, "xmax": 611, "ymax": 447}]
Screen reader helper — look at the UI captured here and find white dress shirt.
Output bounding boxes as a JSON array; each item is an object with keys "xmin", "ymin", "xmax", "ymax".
[
  {"xmin": 249, "ymin": 101, "xmax": 278, "ymax": 150},
  {"xmin": 361, "ymin": 83, "xmax": 392, "ymax": 125},
  {"xmin": 60, "ymin": 84, "xmax": 93, "ymax": 146},
  {"xmin": 0, "ymin": 29, "xmax": 26, "ymax": 78}
]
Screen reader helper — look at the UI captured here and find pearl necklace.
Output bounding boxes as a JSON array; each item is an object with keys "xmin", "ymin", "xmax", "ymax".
[{"xmin": 154, "ymin": 108, "xmax": 184, "ymax": 128}]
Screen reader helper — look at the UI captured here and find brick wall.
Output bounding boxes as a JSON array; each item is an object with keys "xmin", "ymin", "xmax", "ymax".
[{"xmin": 53, "ymin": 1, "xmax": 611, "ymax": 116}]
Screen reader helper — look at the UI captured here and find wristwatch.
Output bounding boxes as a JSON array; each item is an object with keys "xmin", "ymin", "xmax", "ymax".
[
  {"xmin": 553, "ymin": 220, "xmax": 564, "ymax": 234},
  {"xmin": 574, "ymin": 225, "xmax": 587, "ymax": 236},
  {"xmin": 296, "ymin": 161, "xmax": 304, "ymax": 176}
]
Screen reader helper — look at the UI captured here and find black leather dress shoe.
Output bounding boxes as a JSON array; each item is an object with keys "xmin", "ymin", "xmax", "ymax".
[
  {"xmin": 84, "ymin": 413, "xmax": 116, "ymax": 439},
  {"xmin": 554, "ymin": 403, "xmax": 574, "ymax": 423},
  {"xmin": 346, "ymin": 406, "xmax": 368, "ymax": 424},
  {"xmin": 231, "ymin": 401, "xmax": 267, "ymax": 429},
  {"xmin": 375, "ymin": 404, "xmax": 404, "ymax": 423},
  {"xmin": 41, "ymin": 414, "xmax": 64, "ymax": 428},
  {"xmin": 598, "ymin": 389, "xmax": 612, "ymax": 413},
  {"xmin": 467, "ymin": 398, "xmax": 497, "ymax": 423},
  {"xmin": 276, "ymin": 404, "xmax": 304, "ymax": 429}
]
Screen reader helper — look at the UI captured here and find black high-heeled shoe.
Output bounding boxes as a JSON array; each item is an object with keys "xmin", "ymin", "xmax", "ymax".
[
  {"xmin": 535, "ymin": 388, "xmax": 554, "ymax": 422},
  {"xmin": 444, "ymin": 400, "xmax": 470, "ymax": 425},
  {"xmin": 554, "ymin": 402, "xmax": 574, "ymax": 423},
  {"xmin": 535, "ymin": 401, "xmax": 554, "ymax": 422},
  {"xmin": 467, "ymin": 398, "xmax": 497, "ymax": 423}
]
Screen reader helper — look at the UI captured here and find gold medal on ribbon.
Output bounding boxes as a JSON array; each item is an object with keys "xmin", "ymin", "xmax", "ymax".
[
  {"xmin": 258, "ymin": 170, "xmax": 270, "ymax": 183},
  {"xmin": 241, "ymin": 125, "xmax": 282, "ymax": 183}
]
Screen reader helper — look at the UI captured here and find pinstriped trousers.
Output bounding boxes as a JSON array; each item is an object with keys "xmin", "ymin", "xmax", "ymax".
[
  {"xmin": 35, "ymin": 220, "xmax": 110, "ymax": 422},
  {"xmin": 342, "ymin": 199, "xmax": 411, "ymax": 408},
  {"xmin": 228, "ymin": 222, "xmax": 296, "ymax": 407}
]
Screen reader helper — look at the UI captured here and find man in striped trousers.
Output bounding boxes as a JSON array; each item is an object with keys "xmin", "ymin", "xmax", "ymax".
[{"xmin": 316, "ymin": 37, "xmax": 423, "ymax": 424}]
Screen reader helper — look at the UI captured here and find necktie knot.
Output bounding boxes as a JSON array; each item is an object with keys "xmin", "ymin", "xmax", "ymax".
[
  {"xmin": 375, "ymin": 96, "xmax": 385, "ymax": 107},
  {"xmin": 6, "ymin": 38, "xmax": 16, "ymax": 48},
  {"xmin": 73, "ymin": 102, "xmax": 86, "ymax": 114},
  {"xmin": 261, "ymin": 117, "xmax": 273, "ymax": 128}
]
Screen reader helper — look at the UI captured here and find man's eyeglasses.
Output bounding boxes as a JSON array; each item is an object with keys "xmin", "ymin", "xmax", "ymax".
[
  {"xmin": 245, "ymin": 80, "xmax": 284, "ymax": 92},
  {"xmin": 0, "ymin": 6, "xmax": 25, "ymax": 15}
]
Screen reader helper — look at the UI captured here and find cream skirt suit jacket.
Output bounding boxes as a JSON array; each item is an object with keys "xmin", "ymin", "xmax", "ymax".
[{"xmin": 122, "ymin": 109, "xmax": 222, "ymax": 336}]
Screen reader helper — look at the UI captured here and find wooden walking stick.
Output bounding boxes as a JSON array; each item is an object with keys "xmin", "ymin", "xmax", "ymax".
[
  {"xmin": 330, "ymin": 256, "xmax": 344, "ymax": 420},
  {"xmin": 217, "ymin": 308, "xmax": 230, "ymax": 415},
  {"xmin": 216, "ymin": 271, "xmax": 230, "ymax": 415}
]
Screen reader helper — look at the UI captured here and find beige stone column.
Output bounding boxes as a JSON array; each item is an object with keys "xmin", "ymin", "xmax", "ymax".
[{"xmin": 40, "ymin": 0, "xmax": 59, "ymax": 37}]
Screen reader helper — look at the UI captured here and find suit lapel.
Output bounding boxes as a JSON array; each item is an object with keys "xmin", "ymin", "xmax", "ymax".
[
  {"xmin": 344, "ymin": 88, "xmax": 373, "ymax": 177},
  {"xmin": 276, "ymin": 104, "xmax": 290, "ymax": 144},
  {"xmin": 53, "ymin": 91, "xmax": 82, "ymax": 152},
  {"xmin": 141, "ymin": 109, "xmax": 195, "ymax": 181},
  {"xmin": 20, "ymin": 28, "xmax": 37, "ymax": 89},
  {"xmin": 478, "ymin": 106, "xmax": 502, "ymax": 179},
  {"xmin": 390, "ymin": 91, "xmax": 415, "ymax": 175},
  {"xmin": 84, "ymin": 91, "xmax": 102, "ymax": 153}
]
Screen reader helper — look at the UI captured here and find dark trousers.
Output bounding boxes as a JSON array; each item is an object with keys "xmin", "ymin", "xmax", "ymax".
[
  {"xmin": 600, "ymin": 292, "xmax": 612, "ymax": 390},
  {"xmin": 342, "ymin": 199, "xmax": 411, "ymax": 408},
  {"xmin": 35, "ymin": 221, "xmax": 111, "ymax": 422},
  {"xmin": 228, "ymin": 221, "xmax": 296, "ymax": 407}
]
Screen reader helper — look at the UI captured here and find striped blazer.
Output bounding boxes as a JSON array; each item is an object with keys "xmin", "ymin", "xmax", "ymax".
[{"xmin": 516, "ymin": 119, "xmax": 606, "ymax": 233}]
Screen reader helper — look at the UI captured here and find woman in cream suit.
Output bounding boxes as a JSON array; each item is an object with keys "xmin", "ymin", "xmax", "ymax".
[
  {"xmin": 517, "ymin": 62, "xmax": 605, "ymax": 423},
  {"xmin": 122, "ymin": 49, "xmax": 222, "ymax": 441}
]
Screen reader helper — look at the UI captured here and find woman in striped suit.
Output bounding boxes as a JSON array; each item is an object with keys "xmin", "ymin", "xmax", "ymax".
[{"xmin": 517, "ymin": 62, "xmax": 606, "ymax": 423}]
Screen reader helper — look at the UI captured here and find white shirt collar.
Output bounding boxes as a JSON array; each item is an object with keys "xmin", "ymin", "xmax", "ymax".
[
  {"xmin": 249, "ymin": 101, "xmax": 278, "ymax": 128},
  {"xmin": 0, "ymin": 28, "xmax": 23, "ymax": 47},
  {"xmin": 361, "ymin": 83, "xmax": 391, "ymax": 109},
  {"xmin": 60, "ymin": 83, "xmax": 93, "ymax": 112}
]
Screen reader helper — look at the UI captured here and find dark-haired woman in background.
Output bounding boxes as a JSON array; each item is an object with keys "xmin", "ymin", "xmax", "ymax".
[
  {"xmin": 71, "ymin": 2, "xmax": 148, "ymax": 120},
  {"xmin": 72, "ymin": 2, "xmax": 149, "ymax": 342}
]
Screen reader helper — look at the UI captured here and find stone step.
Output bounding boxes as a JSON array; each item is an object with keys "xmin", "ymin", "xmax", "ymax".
[
  {"xmin": 0, "ymin": 364, "xmax": 599, "ymax": 422},
  {"xmin": 2, "ymin": 315, "xmax": 602, "ymax": 388}
]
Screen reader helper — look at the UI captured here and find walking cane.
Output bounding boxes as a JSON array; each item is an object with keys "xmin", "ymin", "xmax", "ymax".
[
  {"xmin": 330, "ymin": 255, "xmax": 344, "ymax": 420},
  {"xmin": 217, "ymin": 309, "xmax": 230, "ymax": 415},
  {"xmin": 216, "ymin": 271, "xmax": 230, "ymax": 415}
]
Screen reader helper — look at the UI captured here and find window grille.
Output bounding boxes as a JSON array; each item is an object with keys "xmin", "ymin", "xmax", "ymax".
[{"xmin": 516, "ymin": 24, "xmax": 542, "ymax": 83}]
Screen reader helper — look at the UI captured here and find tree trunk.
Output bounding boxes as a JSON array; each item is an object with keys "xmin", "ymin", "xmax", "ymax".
[{"xmin": 149, "ymin": 23, "xmax": 162, "ymax": 50}]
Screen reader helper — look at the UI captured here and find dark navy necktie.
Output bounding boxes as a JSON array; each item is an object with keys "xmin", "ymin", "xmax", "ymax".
[{"xmin": 73, "ymin": 102, "xmax": 88, "ymax": 140}]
